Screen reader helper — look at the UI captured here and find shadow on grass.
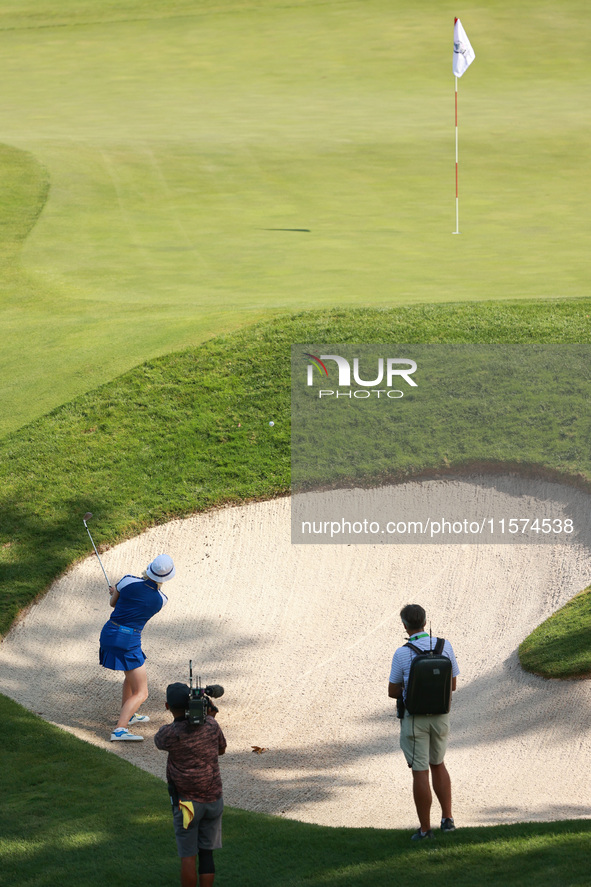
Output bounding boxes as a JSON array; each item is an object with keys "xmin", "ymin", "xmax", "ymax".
[{"xmin": 0, "ymin": 494, "xmax": 118, "ymax": 632}]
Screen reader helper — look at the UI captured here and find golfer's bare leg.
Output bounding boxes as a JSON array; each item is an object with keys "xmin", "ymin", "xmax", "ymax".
[
  {"xmin": 199, "ymin": 875, "xmax": 214, "ymax": 887},
  {"xmin": 430, "ymin": 761, "xmax": 452, "ymax": 820},
  {"xmin": 180, "ymin": 855, "xmax": 197, "ymax": 887},
  {"xmin": 115, "ymin": 664, "xmax": 148, "ymax": 728},
  {"xmin": 412, "ymin": 769, "xmax": 432, "ymax": 832},
  {"xmin": 121, "ymin": 675, "xmax": 133, "ymax": 708}
]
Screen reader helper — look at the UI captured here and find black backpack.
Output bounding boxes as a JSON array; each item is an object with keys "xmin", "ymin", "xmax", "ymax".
[{"xmin": 403, "ymin": 638, "xmax": 453, "ymax": 716}]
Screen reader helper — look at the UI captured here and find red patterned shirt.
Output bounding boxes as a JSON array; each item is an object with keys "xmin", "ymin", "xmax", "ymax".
[{"xmin": 154, "ymin": 716, "xmax": 226, "ymax": 803}]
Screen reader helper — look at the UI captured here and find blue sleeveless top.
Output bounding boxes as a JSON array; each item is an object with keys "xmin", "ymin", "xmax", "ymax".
[{"xmin": 110, "ymin": 575, "xmax": 168, "ymax": 631}]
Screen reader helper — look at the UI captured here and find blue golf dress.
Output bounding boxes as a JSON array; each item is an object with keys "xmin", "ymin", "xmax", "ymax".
[{"xmin": 99, "ymin": 575, "xmax": 168, "ymax": 671}]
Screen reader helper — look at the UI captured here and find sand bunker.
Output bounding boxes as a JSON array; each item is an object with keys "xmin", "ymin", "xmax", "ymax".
[{"xmin": 1, "ymin": 475, "xmax": 590, "ymax": 828}]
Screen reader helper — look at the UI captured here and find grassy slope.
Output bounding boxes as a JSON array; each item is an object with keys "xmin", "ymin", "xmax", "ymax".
[
  {"xmin": 1, "ymin": 695, "xmax": 590, "ymax": 887},
  {"xmin": 1, "ymin": 0, "xmax": 591, "ymax": 434},
  {"xmin": 519, "ymin": 586, "xmax": 591, "ymax": 679}
]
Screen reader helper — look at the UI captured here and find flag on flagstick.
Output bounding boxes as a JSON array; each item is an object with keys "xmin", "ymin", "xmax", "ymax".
[
  {"xmin": 453, "ymin": 18, "xmax": 475, "ymax": 77},
  {"xmin": 453, "ymin": 18, "xmax": 475, "ymax": 233}
]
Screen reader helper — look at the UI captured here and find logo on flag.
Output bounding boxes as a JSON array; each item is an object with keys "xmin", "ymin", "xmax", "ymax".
[{"xmin": 453, "ymin": 18, "xmax": 475, "ymax": 77}]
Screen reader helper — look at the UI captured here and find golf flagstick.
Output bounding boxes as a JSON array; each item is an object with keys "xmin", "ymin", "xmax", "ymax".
[{"xmin": 454, "ymin": 75, "xmax": 460, "ymax": 234}]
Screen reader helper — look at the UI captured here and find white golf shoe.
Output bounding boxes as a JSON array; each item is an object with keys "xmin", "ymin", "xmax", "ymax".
[
  {"xmin": 128, "ymin": 713, "xmax": 150, "ymax": 725},
  {"xmin": 110, "ymin": 727, "xmax": 144, "ymax": 741}
]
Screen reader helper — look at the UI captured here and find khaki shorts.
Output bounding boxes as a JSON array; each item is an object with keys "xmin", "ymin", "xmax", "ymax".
[{"xmin": 400, "ymin": 711, "xmax": 450, "ymax": 771}]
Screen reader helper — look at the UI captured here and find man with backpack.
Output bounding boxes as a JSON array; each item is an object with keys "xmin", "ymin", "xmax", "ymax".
[{"xmin": 388, "ymin": 604, "xmax": 460, "ymax": 841}]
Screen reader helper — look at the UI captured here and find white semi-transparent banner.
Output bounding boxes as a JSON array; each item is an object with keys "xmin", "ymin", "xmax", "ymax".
[{"xmin": 291, "ymin": 345, "xmax": 591, "ymax": 544}]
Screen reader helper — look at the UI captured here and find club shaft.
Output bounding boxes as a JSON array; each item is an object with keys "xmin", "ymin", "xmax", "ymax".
[{"xmin": 85, "ymin": 524, "xmax": 110, "ymax": 587}]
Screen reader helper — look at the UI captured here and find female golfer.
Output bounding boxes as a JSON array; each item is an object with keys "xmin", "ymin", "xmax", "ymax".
[{"xmin": 99, "ymin": 553, "xmax": 176, "ymax": 741}]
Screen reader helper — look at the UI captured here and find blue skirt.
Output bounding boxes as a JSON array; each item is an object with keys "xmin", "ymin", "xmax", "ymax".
[{"xmin": 99, "ymin": 621, "xmax": 146, "ymax": 672}]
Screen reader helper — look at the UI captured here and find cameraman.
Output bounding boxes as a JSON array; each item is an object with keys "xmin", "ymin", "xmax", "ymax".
[{"xmin": 154, "ymin": 683, "xmax": 226, "ymax": 887}]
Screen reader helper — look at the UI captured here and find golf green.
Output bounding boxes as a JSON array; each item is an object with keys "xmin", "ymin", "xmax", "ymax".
[{"xmin": 1, "ymin": 0, "xmax": 590, "ymax": 436}]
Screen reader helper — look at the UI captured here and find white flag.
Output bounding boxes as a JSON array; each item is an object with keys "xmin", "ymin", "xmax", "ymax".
[{"xmin": 453, "ymin": 18, "xmax": 475, "ymax": 77}]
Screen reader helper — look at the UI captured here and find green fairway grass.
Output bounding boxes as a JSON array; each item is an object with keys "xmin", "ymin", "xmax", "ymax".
[
  {"xmin": 1, "ymin": 695, "xmax": 590, "ymax": 887},
  {"xmin": 1, "ymin": 0, "xmax": 591, "ymax": 435}
]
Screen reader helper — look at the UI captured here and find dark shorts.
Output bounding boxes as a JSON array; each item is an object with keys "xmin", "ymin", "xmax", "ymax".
[
  {"xmin": 99, "ymin": 621, "xmax": 145, "ymax": 671},
  {"xmin": 172, "ymin": 797, "xmax": 223, "ymax": 858}
]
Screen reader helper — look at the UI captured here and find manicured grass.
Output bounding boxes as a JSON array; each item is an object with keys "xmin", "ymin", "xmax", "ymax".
[
  {"xmin": 2, "ymin": 0, "xmax": 591, "ymax": 434},
  {"xmin": 1, "ymin": 695, "xmax": 590, "ymax": 887}
]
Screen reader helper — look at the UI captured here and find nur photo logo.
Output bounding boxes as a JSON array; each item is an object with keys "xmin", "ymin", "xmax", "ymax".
[{"xmin": 304, "ymin": 352, "xmax": 418, "ymax": 399}]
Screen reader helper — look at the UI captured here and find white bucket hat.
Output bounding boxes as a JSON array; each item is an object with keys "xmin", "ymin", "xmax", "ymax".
[{"xmin": 146, "ymin": 553, "xmax": 176, "ymax": 583}]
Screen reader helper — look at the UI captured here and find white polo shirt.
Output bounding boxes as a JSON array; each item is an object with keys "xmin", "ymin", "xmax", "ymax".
[{"xmin": 389, "ymin": 633, "xmax": 460, "ymax": 703}]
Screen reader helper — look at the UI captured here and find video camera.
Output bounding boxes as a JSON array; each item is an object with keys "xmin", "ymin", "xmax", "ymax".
[{"xmin": 186, "ymin": 659, "xmax": 224, "ymax": 726}]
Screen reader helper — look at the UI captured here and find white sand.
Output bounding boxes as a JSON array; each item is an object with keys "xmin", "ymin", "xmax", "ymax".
[{"xmin": 1, "ymin": 475, "xmax": 590, "ymax": 829}]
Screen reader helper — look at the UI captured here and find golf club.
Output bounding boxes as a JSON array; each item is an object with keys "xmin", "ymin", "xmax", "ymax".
[{"xmin": 82, "ymin": 512, "xmax": 111, "ymax": 588}]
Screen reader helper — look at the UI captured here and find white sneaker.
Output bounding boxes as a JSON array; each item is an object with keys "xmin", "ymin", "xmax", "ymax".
[
  {"xmin": 110, "ymin": 727, "xmax": 144, "ymax": 741},
  {"xmin": 128, "ymin": 713, "xmax": 150, "ymax": 725}
]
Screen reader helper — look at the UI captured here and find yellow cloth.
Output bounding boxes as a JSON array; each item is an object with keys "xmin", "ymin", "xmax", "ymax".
[{"xmin": 179, "ymin": 800, "xmax": 195, "ymax": 829}]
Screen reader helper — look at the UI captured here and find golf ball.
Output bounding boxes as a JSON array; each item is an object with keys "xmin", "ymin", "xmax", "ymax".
[{"xmin": 269, "ymin": 421, "xmax": 275, "ymax": 426}]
